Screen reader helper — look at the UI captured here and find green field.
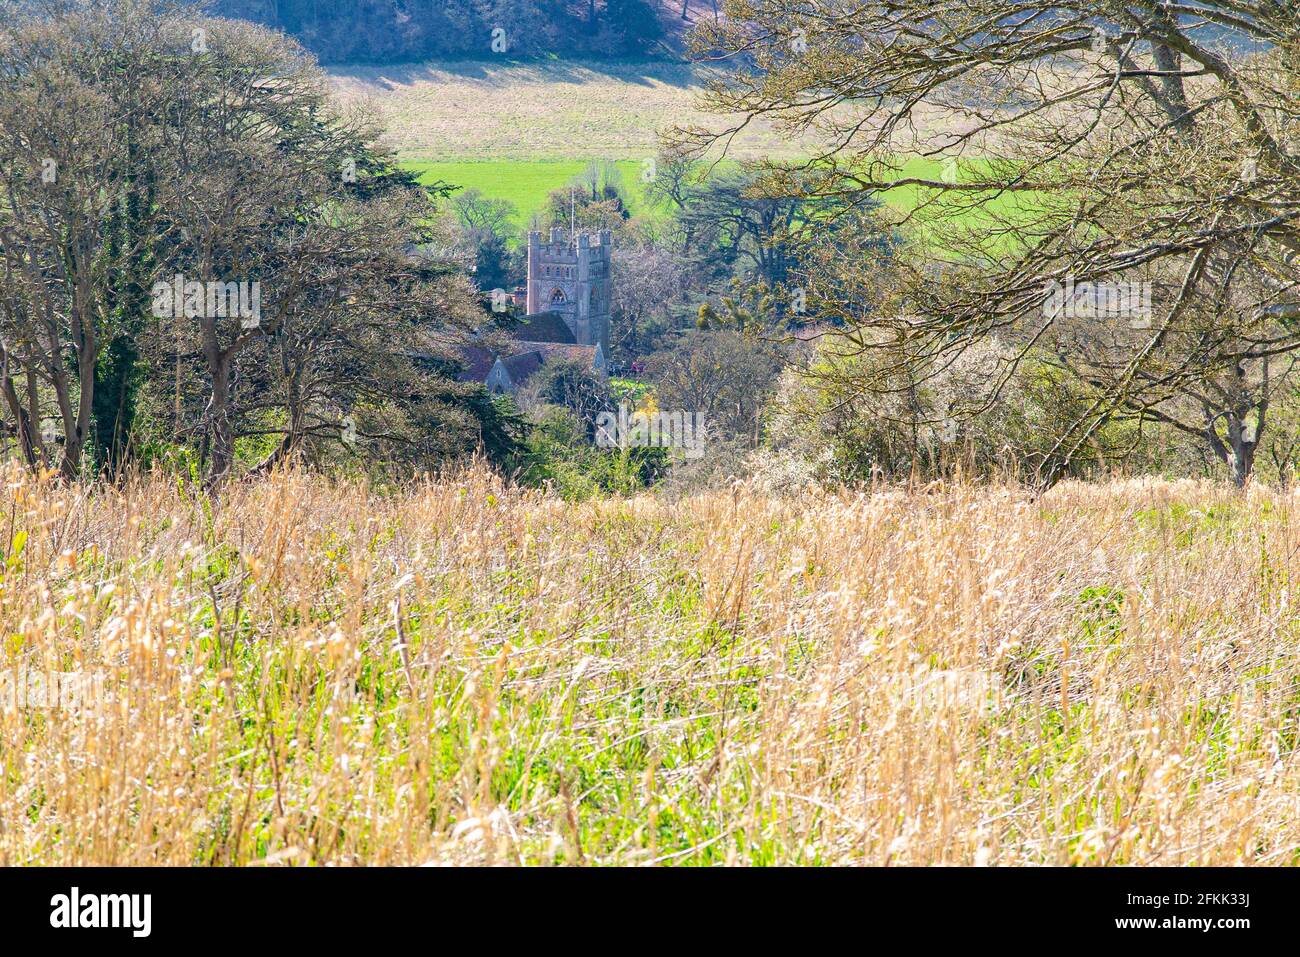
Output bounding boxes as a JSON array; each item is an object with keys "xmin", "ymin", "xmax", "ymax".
[
  {"xmin": 354, "ymin": 60, "xmax": 1039, "ymax": 248},
  {"xmin": 336, "ymin": 60, "xmax": 1034, "ymax": 243},
  {"xmin": 407, "ymin": 154, "xmax": 1038, "ymax": 252},
  {"xmin": 406, "ymin": 158, "xmax": 654, "ymax": 228}
]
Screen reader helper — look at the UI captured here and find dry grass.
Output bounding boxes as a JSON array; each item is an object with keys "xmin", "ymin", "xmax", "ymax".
[
  {"xmin": 324, "ymin": 58, "xmax": 1033, "ymax": 164},
  {"xmin": 328, "ymin": 60, "xmax": 817, "ymax": 161},
  {"xmin": 2, "ymin": 464, "xmax": 1299, "ymax": 865}
]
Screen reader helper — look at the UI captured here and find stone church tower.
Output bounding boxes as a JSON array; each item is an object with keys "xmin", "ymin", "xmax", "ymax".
[{"xmin": 525, "ymin": 228, "xmax": 612, "ymax": 356}]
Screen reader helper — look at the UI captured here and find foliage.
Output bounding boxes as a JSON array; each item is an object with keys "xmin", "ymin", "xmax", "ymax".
[
  {"xmin": 644, "ymin": 329, "xmax": 780, "ymax": 441},
  {"xmin": 761, "ymin": 336, "xmax": 1172, "ymax": 485},
  {"xmin": 514, "ymin": 405, "xmax": 664, "ymax": 497},
  {"xmin": 0, "ymin": 1, "xmax": 500, "ymax": 485}
]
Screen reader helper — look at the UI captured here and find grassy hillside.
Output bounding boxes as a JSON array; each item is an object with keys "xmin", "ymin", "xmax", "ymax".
[
  {"xmin": 6, "ymin": 465, "xmax": 1299, "ymax": 865},
  {"xmin": 329, "ymin": 60, "xmax": 809, "ymax": 162},
  {"xmin": 331, "ymin": 60, "xmax": 1036, "ymax": 237}
]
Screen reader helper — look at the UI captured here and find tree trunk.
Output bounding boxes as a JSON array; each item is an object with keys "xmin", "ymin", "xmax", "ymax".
[
  {"xmin": 206, "ymin": 353, "xmax": 234, "ymax": 487},
  {"xmin": 1204, "ymin": 408, "xmax": 1258, "ymax": 489},
  {"xmin": 0, "ymin": 372, "xmax": 36, "ymax": 468}
]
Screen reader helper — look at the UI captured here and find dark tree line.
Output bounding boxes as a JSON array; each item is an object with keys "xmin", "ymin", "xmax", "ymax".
[{"xmin": 207, "ymin": 0, "xmax": 666, "ymax": 63}]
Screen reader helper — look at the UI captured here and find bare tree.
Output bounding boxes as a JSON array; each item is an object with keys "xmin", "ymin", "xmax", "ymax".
[
  {"xmin": 610, "ymin": 244, "xmax": 685, "ymax": 357},
  {"xmin": 644, "ymin": 329, "xmax": 780, "ymax": 440},
  {"xmin": 682, "ymin": 2, "xmax": 1300, "ymax": 485}
]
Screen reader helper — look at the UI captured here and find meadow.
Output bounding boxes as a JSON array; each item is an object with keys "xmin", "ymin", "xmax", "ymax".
[
  {"xmin": 404, "ymin": 154, "xmax": 1030, "ymax": 242},
  {"xmin": 3, "ymin": 464, "xmax": 1298, "ymax": 865},
  {"xmin": 406, "ymin": 158, "xmax": 653, "ymax": 228},
  {"xmin": 330, "ymin": 60, "xmax": 1030, "ymax": 235},
  {"xmin": 328, "ymin": 60, "xmax": 806, "ymax": 162}
]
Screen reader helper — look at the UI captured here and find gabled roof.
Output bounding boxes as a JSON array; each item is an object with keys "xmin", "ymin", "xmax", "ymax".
[
  {"xmin": 458, "ymin": 331, "xmax": 603, "ymax": 391},
  {"xmin": 495, "ymin": 343, "xmax": 602, "ymax": 389},
  {"xmin": 500, "ymin": 350, "xmax": 544, "ymax": 383},
  {"xmin": 456, "ymin": 345, "xmax": 497, "ymax": 383}
]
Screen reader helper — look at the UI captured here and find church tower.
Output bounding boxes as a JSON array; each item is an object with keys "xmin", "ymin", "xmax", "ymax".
[{"xmin": 525, "ymin": 228, "xmax": 612, "ymax": 356}]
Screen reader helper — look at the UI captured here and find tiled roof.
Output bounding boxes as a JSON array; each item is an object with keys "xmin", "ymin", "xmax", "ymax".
[
  {"xmin": 500, "ymin": 350, "xmax": 544, "ymax": 383},
  {"xmin": 512, "ymin": 312, "xmax": 576, "ymax": 344},
  {"xmin": 456, "ymin": 324, "xmax": 601, "ymax": 389},
  {"xmin": 456, "ymin": 345, "xmax": 497, "ymax": 383},
  {"xmin": 497, "ymin": 343, "xmax": 600, "ymax": 387}
]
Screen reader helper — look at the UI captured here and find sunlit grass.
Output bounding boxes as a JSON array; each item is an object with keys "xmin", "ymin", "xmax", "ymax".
[
  {"xmin": 406, "ymin": 158, "xmax": 654, "ymax": 230},
  {"xmin": 2, "ymin": 465, "xmax": 1298, "ymax": 865},
  {"xmin": 408, "ymin": 155, "xmax": 1036, "ymax": 251}
]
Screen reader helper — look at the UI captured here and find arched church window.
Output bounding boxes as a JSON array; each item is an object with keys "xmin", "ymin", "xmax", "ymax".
[{"xmin": 549, "ymin": 288, "xmax": 567, "ymax": 304}]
